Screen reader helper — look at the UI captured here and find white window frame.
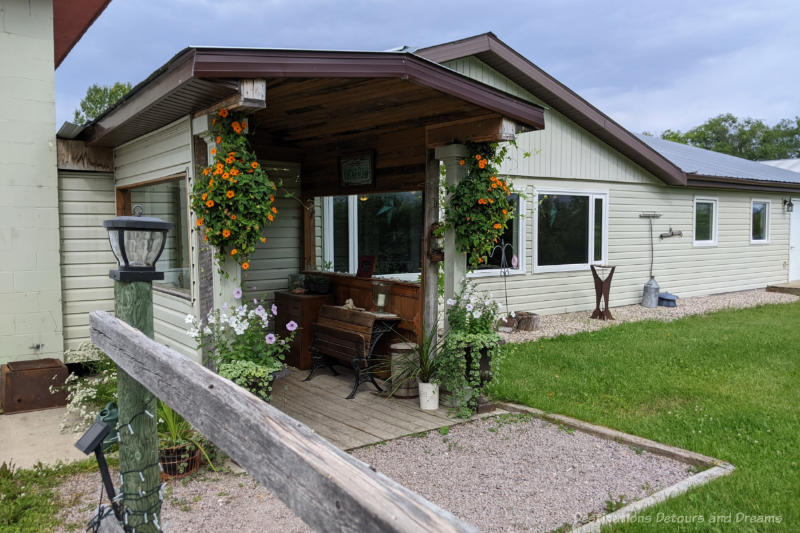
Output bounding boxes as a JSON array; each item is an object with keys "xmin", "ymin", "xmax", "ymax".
[
  {"xmin": 468, "ymin": 192, "xmax": 527, "ymax": 278},
  {"xmin": 693, "ymin": 196, "xmax": 718, "ymax": 247},
  {"xmin": 750, "ymin": 199, "xmax": 771, "ymax": 244},
  {"xmin": 533, "ymin": 188, "xmax": 609, "ymax": 273},
  {"xmin": 321, "ymin": 194, "xmax": 421, "ymax": 282}
]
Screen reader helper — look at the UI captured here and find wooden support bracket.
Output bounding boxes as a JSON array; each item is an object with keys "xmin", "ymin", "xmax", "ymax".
[{"xmin": 425, "ymin": 114, "xmax": 528, "ymax": 148}]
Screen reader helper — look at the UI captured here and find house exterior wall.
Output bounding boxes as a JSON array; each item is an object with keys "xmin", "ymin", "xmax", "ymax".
[
  {"xmin": 245, "ymin": 168, "xmax": 303, "ymax": 303},
  {"xmin": 113, "ymin": 116, "xmax": 198, "ymax": 360},
  {"xmin": 0, "ymin": 0, "xmax": 64, "ymax": 364},
  {"xmin": 445, "ymin": 57, "xmax": 790, "ymax": 314},
  {"xmin": 58, "ymin": 170, "xmax": 116, "ymax": 349}
]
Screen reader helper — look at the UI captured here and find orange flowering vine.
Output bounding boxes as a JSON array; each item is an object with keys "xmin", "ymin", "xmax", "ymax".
[
  {"xmin": 190, "ymin": 108, "xmax": 282, "ymax": 273},
  {"xmin": 442, "ymin": 141, "xmax": 516, "ymax": 269}
]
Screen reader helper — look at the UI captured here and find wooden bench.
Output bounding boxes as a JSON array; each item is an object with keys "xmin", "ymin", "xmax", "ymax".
[{"xmin": 305, "ymin": 306, "xmax": 399, "ymax": 399}]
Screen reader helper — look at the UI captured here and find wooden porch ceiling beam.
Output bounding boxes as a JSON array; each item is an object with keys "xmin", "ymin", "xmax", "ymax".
[
  {"xmin": 425, "ymin": 114, "xmax": 528, "ymax": 148},
  {"xmin": 192, "ymin": 79, "xmax": 268, "ymax": 117}
]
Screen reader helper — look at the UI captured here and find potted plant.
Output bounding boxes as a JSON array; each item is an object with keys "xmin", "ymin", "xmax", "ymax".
[
  {"xmin": 385, "ymin": 324, "xmax": 444, "ymax": 410},
  {"xmin": 439, "ymin": 282, "xmax": 502, "ymax": 417},
  {"xmin": 186, "ymin": 289, "xmax": 296, "ymax": 403},
  {"xmin": 157, "ymin": 401, "xmax": 215, "ymax": 479}
]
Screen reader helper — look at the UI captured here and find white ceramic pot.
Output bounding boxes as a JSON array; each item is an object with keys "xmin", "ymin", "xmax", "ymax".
[{"xmin": 418, "ymin": 381, "xmax": 439, "ymax": 410}]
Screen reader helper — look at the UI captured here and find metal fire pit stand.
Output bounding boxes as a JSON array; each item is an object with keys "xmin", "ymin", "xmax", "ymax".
[{"xmin": 590, "ymin": 265, "xmax": 615, "ymax": 320}]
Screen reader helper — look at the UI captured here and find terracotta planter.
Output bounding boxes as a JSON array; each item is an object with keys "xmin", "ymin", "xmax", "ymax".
[{"xmin": 159, "ymin": 443, "xmax": 201, "ymax": 480}]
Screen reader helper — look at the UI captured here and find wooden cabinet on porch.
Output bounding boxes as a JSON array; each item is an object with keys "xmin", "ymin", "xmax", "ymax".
[{"xmin": 275, "ymin": 291, "xmax": 333, "ymax": 370}]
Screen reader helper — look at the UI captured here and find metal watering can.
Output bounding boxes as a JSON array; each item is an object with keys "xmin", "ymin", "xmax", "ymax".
[{"xmin": 95, "ymin": 402, "xmax": 119, "ymax": 451}]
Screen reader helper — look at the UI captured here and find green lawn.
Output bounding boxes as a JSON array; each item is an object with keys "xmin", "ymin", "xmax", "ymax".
[{"xmin": 489, "ymin": 302, "xmax": 800, "ymax": 531}]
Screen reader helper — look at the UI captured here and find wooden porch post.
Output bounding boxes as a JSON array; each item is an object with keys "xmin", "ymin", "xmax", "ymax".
[
  {"xmin": 435, "ymin": 143, "xmax": 468, "ymax": 327},
  {"xmin": 422, "ymin": 149, "xmax": 440, "ymax": 336}
]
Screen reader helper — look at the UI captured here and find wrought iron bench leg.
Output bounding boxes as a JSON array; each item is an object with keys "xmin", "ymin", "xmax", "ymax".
[{"xmin": 346, "ymin": 358, "xmax": 364, "ymax": 399}]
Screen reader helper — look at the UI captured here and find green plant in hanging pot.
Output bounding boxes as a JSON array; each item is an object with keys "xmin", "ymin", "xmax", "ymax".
[
  {"xmin": 442, "ymin": 141, "xmax": 516, "ymax": 269},
  {"xmin": 190, "ymin": 108, "xmax": 281, "ymax": 274}
]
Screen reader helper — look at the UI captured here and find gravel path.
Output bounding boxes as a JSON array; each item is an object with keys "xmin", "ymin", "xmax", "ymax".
[
  {"xmin": 54, "ymin": 414, "xmax": 691, "ymax": 532},
  {"xmin": 502, "ymin": 289, "xmax": 797, "ymax": 344}
]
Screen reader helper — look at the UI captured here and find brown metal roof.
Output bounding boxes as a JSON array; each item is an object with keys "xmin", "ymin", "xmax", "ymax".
[
  {"xmin": 416, "ymin": 33, "xmax": 688, "ymax": 187},
  {"xmin": 76, "ymin": 47, "xmax": 545, "ymax": 147},
  {"xmin": 53, "ymin": 0, "xmax": 112, "ymax": 68}
]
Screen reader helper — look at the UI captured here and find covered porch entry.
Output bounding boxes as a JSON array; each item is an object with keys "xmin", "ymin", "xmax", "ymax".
[{"xmin": 189, "ymin": 49, "xmax": 546, "ymax": 365}]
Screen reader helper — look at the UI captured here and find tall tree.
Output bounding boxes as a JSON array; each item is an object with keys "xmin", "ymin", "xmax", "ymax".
[
  {"xmin": 73, "ymin": 82, "xmax": 132, "ymax": 125},
  {"xmin": 661, "ymin": 113, "xmax": 800, "ymax": 161}
]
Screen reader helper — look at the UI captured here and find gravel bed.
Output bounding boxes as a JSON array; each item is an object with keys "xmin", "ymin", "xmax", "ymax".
[
  {"xmin": 54, "ymin": 414, "xmax": 691, "ymax": 532},
  {"xmin": 501, "ymin": 289, "xmax": 797, "ymax": 344}
]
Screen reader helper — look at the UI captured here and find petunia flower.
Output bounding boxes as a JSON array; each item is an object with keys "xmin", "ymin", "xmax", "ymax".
[
  {"xmin": 265, "ymin": 333, "xmax": 276, "ymax": 345},
  {"xmin": 271, "ymin": 304, "xmax": 278, "ymax": 316},
  {"xmin": 286, "ymin": 320, "xmax": 298, "ymax": 332},
  {"xmin": 233, "ymin": 288, "xmax": 242, "ymax": 299}
]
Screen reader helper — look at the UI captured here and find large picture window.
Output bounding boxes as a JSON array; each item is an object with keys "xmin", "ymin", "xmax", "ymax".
[
  {"xmin": 468, "ymin": 193, "xmax": 526, "ymax": 276},
  {"xmin": 322, "ymin": 191, "xmax": 423, "ymax": 280},
  {"xmin": 534, "ymin": 190, "xmax": 607, "ymax": 272},
  {"xmin": 694, "ymin": 197, "xmax": 718, "ymax": 246},
  {"xmin": 128, "ymin": 177, "xmax": 191, "ymax": 292},
  {"xmin": 751, "ymin": 200, "xmax": 770, "ymax": 243}
]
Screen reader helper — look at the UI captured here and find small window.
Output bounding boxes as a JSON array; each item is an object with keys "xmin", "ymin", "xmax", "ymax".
[
  {"xmin": 469, "ymin": 193, "xmax": 525, "ymax": 275},
  {"xmin": 535, "ymin": 190, "xmax": 607, "ymax": 272},
  {"xmin": 694, "ymin": 198, "xmax": 717, "ymax": 246},
  {"xmin": 128, "ymin": 178, "xmax": 191, "ymax": 291},
  {"xmin": 751, "ymin": 200, "xmax": 770, "ymax": 243}
]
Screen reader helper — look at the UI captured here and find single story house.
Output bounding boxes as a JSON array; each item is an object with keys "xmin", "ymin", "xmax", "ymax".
[
  {"xmin": 0, "ymin": 0, "xmax": 112, "ymax": 366},
  {"xmin": 49, "ymin": 32, "xmax": 800, "ymax": 364}
]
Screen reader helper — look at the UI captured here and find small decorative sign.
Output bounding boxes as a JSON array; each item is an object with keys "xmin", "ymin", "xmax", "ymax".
[{"xmin": 339, "ymin": 151, "xmax": 375, "ymax": 187}]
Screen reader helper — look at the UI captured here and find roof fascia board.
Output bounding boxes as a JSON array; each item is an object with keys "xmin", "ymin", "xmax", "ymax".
[
  {"xmin": 688, "ymin": 175, "xmax": 800, "ymax": 193},
  {"xmin": 54, "ymin": 0, "xmax": 113, "ymax": 68},
  {"xmin": 417, "ymin": 34, "xmax": 687, "ymax": 187},
  {"xmin": 83, "ymin": 50, "xmax": 197, "ymax": 146}
]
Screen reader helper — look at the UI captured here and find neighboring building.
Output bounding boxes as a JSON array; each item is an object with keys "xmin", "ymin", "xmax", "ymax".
[
  {"xmin": 0, "ymin": 0, "xmax": 111, "ymax": 365},
  {"xmin": 39, "ymin": 32, "xmax": 800, "ymax": 363}
]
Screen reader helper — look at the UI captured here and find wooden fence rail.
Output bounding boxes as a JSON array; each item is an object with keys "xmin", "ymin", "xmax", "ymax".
[{"xmin": 89, "ymin": 310, "xmax": 477, "ymax": 533}]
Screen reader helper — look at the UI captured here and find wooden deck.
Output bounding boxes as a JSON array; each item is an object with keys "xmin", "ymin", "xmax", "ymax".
[
  {"xmin": 271, "ymin": 368, "xmax": 466, "ymax": 450},
  {"xmin": 766, "ymin": 281, "xmax": 800, "ymax": 296}
]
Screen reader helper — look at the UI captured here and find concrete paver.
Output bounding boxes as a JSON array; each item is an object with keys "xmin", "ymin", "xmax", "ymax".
[{"xmin": 0, "ymin": 407, "xmax": 86, "ymax": 469}]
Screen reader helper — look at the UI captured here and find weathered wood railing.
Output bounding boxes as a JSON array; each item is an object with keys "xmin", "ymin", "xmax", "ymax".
[{"xmin": 89, "ymin": 311, "xmax": 477, "ymax": 533}]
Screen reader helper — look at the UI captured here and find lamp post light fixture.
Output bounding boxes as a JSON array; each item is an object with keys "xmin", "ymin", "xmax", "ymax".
[
  {"xmin": 784, "ymin": 199, "xmax": 794, "ymax": 213},
  {"xmin": 103, "ymin": 206, "xmax": 172, "ymax": 281},
  {"xmin": 102, "ymin": 205, "xmax": 171, "ymax": 532}
]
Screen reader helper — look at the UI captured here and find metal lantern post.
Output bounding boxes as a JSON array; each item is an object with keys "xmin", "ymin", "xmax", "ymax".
[{"xmin": 104, "ymin": 208, "xmax": 171, "ymax": 532}]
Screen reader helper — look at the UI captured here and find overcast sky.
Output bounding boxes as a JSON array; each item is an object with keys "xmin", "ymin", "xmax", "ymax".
[{"xmin": 55, "ymin": 0, "xmax": 800, "ymax": 135}]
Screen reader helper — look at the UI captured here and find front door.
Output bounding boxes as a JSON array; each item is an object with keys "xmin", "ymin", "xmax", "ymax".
[{"xmin": 791, "ymin": 197, "xmax": 800, "ymax": 281}]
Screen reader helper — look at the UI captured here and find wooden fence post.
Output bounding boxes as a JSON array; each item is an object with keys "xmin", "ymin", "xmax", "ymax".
[{"xmin": 114, "ymin": 281, "xmax": 161, "ymax": 532}]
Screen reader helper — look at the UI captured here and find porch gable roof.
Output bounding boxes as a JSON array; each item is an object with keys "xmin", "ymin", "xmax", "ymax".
[{"xmin": 70, "ymin": 46, "xmax": 545, "ymax": 148}]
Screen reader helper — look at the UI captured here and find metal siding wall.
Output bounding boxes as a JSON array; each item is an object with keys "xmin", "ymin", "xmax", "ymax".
[
  {"xmin": 58, "ymin": 171, "xmax": 116, "ymax": 349},
  {"xmin": 471, "ymin": 178, "xmax": 790, "ymax": 315},
  {"xmin": 442, "ymin": 58, "xmax": 660, "ymax": 185},
  {"xmin": 113, "ymin": 117, "xmax": 198, "ymax": 360}
]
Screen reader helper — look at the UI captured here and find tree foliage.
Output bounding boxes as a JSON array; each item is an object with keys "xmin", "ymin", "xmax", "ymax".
[
  {"xmin": 72, "ymin": 82, "xmax": 132, "ymax": 125},
  {"xmin": 660, "ymin": 113, "xmax": 800, "ymax": 161}
]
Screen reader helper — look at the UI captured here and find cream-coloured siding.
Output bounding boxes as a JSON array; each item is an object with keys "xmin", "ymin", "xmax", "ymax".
[
  {"xmin": 0, "ymin": 0, "xmax": 64, "ymax": 363},
  {"xmin": 443, "ymin": 57, "xmax": 660, "ymax": 186},
  {"xmin": 58, "ymin": 171, "xmax": 116, "ymax": 349},
  {"xmin": 113, "ymin": 116, "xmax": 198, "ymax": 360},
  {"xmin": 114, "ymin": 116, "xmax": 192, "ymax": 188},
  {"xmin": 472, "ymin": 178, "xmax": 790, "ymax": 315},
  {"xmin": 245, "ymin": 167, "xmax": 303, "ymax": 302}
]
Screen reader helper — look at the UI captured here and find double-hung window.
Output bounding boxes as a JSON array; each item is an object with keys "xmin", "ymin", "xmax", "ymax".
[
  {"xmin": 694, "ymin": 197, "xmax": 718, "ymax": 246},
  {"xmin": 751, "ymin": 200, "xmax": 770, "ymax": 244},
  {"xmin": 534, "ymin": 190, "xmax": 607, "ymax": 272},
  {"xmin": 321, "ymin": 191, "xmax": 424, "ymax": 280},
  {"xmin": 468, "ymin": 193, "xmax": 526, "ymax": 276}
]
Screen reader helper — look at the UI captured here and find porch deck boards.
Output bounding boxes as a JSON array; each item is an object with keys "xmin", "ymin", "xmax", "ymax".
[
  {"xmin": 272, "ymin": 368, "xmax": 474, "ymax": 450},
  {"xmin": 766, "ymin": 281, "xmax": 800, "ymax": 296}
]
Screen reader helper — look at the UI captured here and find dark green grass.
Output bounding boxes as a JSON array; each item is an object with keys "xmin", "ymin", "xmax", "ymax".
[{"xmin": 489, "ymin": 302, "xmax": 800, "ymax": 531}]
